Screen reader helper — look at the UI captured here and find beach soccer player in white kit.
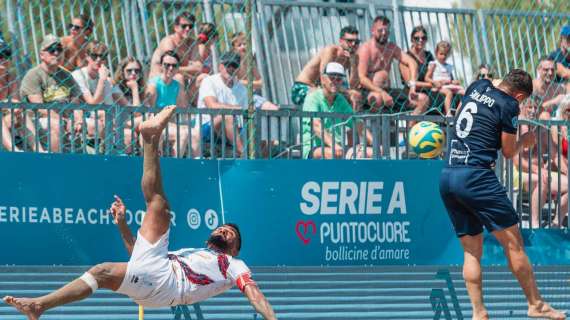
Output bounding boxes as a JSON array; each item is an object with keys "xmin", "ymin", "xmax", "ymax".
[{"xmin": 3, "ymin": 106, "xmax": 277, "ymax": 320}]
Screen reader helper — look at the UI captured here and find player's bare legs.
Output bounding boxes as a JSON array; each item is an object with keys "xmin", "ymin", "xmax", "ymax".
[
  {"xmin": 459, "ymin": 233, "xmax": 488, "ymax": 320},
  {"xmin": 138, "ymin": 105, "xmax": 176, "ymax": 244},
  {"xmin": 3, "ymin": 262, "xmax": 127, "ymax": 320},
  {"xmin": 493, "ymin": 225, "xmax": 566, "ymax": 320}
]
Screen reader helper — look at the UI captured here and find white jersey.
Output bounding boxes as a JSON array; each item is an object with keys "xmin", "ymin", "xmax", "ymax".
[
  {"xmin": 117, "ymin": 231, "xmax": 254, "ymax": 308},
  {"xmin": 169, "ymin": 248, "xmax": 252, "ymax": 305}
]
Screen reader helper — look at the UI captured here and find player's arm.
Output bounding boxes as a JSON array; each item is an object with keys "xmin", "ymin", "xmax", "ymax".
[
  {"xmin": 110, "ymin": 195, "xmax": 135, "ymax": 256},
  {"xmin": 502, "ymin": 131, "xmax": 535, "ymax": 159},
  {"xmin": 242, "ymin": 280, "xmax": 277, "ymax": 320}
]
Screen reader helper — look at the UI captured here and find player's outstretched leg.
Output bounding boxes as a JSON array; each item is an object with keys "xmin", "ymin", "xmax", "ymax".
[
  {"xmin": 493, "ymin": 225, "xmax": 566, "ymax": 320},
  {"xmin": 138, "ymin": 105, "xmax": 176, "ymax": 245},
  {"xmin": 3, "ymin": 262, "xmax": 127, "ymax": 320}
]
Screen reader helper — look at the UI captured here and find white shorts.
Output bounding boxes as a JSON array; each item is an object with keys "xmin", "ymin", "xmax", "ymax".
[{"xmin": 117, "ymin": 231, "xmax": 180, "ymax": 307}]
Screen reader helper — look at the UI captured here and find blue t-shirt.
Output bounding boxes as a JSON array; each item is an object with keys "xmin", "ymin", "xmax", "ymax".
[
  {"xmin": 149, "ymin": 76, "xmax": 180, "ymax": 108},
  {"xmin": 548, "ymin": 48, "xmax": 570, "ymax": 83},
  {"xmin": 446, "ymin": 79, "xmax": 519, "ymax": 168}
]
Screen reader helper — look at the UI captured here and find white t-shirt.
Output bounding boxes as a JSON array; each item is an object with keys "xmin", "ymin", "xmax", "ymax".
[
  {"xmin": 72, "ymin": 67, "xmax": 119, "ymax": 105},
  {"xmin": 429, "ymin": 60, "xmax": 454, "ymax": 82},
  {"xmin": 197, "ymin": 73, "xmax": 247, "ymax": 125},
  {"xmin": 168, "ymin": 248, "xmax": 252, "ymax": 305}
]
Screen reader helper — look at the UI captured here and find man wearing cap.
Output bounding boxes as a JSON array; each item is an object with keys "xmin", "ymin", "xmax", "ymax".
[
  {"xmin": 548, "ymin": 25, "xmax": 570, "ymax": 89},
  {"xmin": 145, "ymin": 50, "xmax": 190, "ymax": 157},
  {"xmin": 292, "ymin": 25, "xmax": 362, "ymax": 109},
  {"xmin": 357, "ymin": 16, "xmax": 429, "ymax": 114},
  {"xmin": 302, "ymin": 62, "xmax": 375, "ymax": 159},
  {"xmin": 20, "ymin": 34, "xmax": 82, "ymax": 153},
  {"xmin": 192, "ymin": 52, "xmax": 247, "ymax": 157}
]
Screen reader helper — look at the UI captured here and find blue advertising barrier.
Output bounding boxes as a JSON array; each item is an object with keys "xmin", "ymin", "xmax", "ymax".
[{"xmin": 0, "ymin": 153, "xmax": 569, "ymax": 266}]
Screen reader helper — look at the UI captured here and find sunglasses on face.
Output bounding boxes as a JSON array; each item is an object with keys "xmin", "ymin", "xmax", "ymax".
[
  {"xmin": 413, "ymin": 36, "xmax": 427, "ymax": 42},
  {"xmin": 162, "ymin": 62, "xmax": 179, "ymax": 69},
  {"xmin": 178, "ymin": 23, "xmax": 194, "ymax": 30},
  {"xmin": 68, "ymin": 24, "xmax": 84, "ymax": 31},
  {"xmin": 125, "ymin": 68, "xmax": 141, "ymax": 75},
  {"xmin": 45, "ymin": 44, "xmax": 63, "ymax": 55},
  {"xmin": 224, "ymin": 62, "xmax": 239, "ymax": 70},
  {"xmin": 478, "ymin": 73, "xmax": 493, "ymax": 80},
  {"xmin": 327, "ymin": 74, "xmax": 345, "ymax": 82},
  {"xmin": 344, "ymin": 38, "xmax": 361, "ymax": 45},
  {"xmin": 89, "ymin": 53, "xmax": 107, "ymax": 60}
]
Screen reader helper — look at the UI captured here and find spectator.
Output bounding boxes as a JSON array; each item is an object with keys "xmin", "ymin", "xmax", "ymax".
[
  {"xmin": 425, "ymin": 41, "xmax": 465, "ymax": 116},
  {"xmin": 20, "ymin": 34, "xmax": 82, "ymax": 153},
  {"xmin": 548, "ymin": 24, "xmax": 570, "ymax": 89},
  {"xmin": 357, "ymin": 16, "xmax": 428, "ymax": 114},
  {"xmin": 532, "ymin": 56, "xmax": 567, "ymax": 115},
  {"xmin": 302, "ymin": 62, "xmax": 375, "ymax": 159},
  {"xmin": 194, "ymin": 52, "xmax": 246, "ymax": 157},
  {"xmin": 61, "ymin": 14, "xmax": 94, "ymax": 71},
  {"xmin": 473, "ymin": 63, "xmax": 496, "ymax": 82},
  {"xmin": 113, "ymin": 56, "xmax": 146, "ymax": 153},
  {"xmin": 399, "ymin": 26, "xmax": 436, "ymax": 97},
  {"xmin": 517, "ymin": 96, "xmax": 569, "ymax": 228},
  {"xmin": 0, "ymin": 42, "xmax": 38, "ymax": 152},
  {"xmin": 148, "ymin": 12, "xmax": 202, "ymax": 101},
  {"xmin": 145, "ymin": 50, "xmax": 189, "ymax": 157},
  {"xmin": 114, "ymin": 57, "xmax": 145, "ymax": 106},
  {"xmin": 231, "ymin": 32, "xmax": 278, "ymax": 111},
  {"xmin": 197, "ymin": 22, "xmax": 218, "ymax": 76},
  {"xmin": 71, "ymin": 40, "xmax": 121, "ymax": 140},
  {"xmin": 292, "ymin": 25, "xmax": 362, "ymax": 110}
]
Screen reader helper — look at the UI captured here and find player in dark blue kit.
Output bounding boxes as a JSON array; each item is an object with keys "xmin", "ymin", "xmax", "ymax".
[{"xmin": 440, "ymin": 69, "xmax": 566, "ymax": 320}]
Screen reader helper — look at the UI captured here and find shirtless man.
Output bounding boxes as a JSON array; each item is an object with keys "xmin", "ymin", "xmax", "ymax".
[
  {"xmin": 61, "ymin": 14, "xmax": 93, "ymax": 72},
  {"xmin": 0, "ymin": 42, "xmax": 32, "ymax": 151},
  {"xmin": 148, "ymin": 11, "xmax": 202, "ymax": 101},
  {"xmin": 532, "ymin": 57, "xmax": 567, "ymax": 115},
  {"xmin": 2, "ymin": 106, "xmax": 277, "ymax": 320},
  {"xmin": 291, "ymin": 25, "xmax": 362, "ymax": 110},
  {"xmin": 357, "ymin": 16, "xmax": 429, "ymax": 114}
]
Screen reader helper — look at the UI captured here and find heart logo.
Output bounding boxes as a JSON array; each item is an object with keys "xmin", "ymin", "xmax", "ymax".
[{"xmin": 296, "ymin": 220, "xmax": 316, "ymax": 245}]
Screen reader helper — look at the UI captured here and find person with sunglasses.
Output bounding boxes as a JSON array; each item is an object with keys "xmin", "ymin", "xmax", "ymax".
[
  {"xmin": 473, "ymin": 64, "xmax": 495, "ymax": 82},
  {"xmin": 145, "ymin": 50, "xmax": 189, "ymax": 158},
  {"xmin": 193, "ymin": 52, "xmax": 247, "ymax": 158},
  {"xmin": 292, "ymin": 25, "xmax": 362, "ymax": 110},
  {"xmin": 61, "ymin": 14, "xmax": 94, "ymax": 72},
  {"xmin": 532, "ymin": 57, "xmax": 567, "ymax": 116},
  {"xmin": 302, "ymin": 62, "xmax": 376, "ymax": 159},
  {"xmin": 357, "ymin": 16, "xmax": 429, "ymax": 115},
  {"xmin": 399, "ymin": 26, "xmax": 442, "ymax": 110},
  {"xmin": 149, "ymin": 12, "xmax": 202, "ymax": 101},
  {"xmin": 71, "ymin": 40, "xmax": 123, "ymax": 149},
  {"xmin": 112, "ymin": 57, "xmax": 146, "ymax": 154},
  {"xmin": 20, "ymin": 34, "xmax": 82, "ymax": 153}
]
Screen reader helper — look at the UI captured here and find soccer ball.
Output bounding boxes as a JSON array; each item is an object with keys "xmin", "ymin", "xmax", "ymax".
[{"xmin": 408, "ymin": 121, "xmax": 445, "ymax": 159}]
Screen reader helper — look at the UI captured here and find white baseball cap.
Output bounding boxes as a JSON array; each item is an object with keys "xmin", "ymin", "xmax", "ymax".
[{"xmin": 324, "ymin": 62, "xmax": 346, "ymax": 77}]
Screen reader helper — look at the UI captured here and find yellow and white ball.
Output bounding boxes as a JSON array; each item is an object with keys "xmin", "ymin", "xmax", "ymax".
[{"xmin": 408, "ymin": 121, "xmax": 445, "ymax": 159}]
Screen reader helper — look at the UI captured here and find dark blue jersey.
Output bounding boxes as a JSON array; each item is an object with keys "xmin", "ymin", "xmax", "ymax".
[{"xmin": 446, "ymin": 79, "xmax": 520, "ymax": 168}]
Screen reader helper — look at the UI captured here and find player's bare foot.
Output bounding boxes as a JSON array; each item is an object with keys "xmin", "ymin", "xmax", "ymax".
[
  {"xmin": 138, "ymin": 105, "xmax": 177, "ymax": 141},
  {"xmin": 528, "ymin": 302, "xmax": 566, "ymax": 319},
  {"xmin": 472, "ymin": 310, "xmax": 489, "ymax": 320},
  {"xmin": 3, "ymin": 296, "xmax": 44, "ymax": 320}
]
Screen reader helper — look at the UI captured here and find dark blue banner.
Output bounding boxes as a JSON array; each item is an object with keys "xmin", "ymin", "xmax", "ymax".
[{"xmin": 0, "ymin": 152, "xmax": 568, "ymax": 266}]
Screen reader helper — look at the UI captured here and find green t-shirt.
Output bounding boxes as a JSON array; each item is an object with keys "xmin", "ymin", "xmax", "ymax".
[
  {"xmin": 20, "ymin": 65, "xmax": 80, "ymax": 103},
  {"xmin": 302, "ymin": 89, "xmax": 354, "ymax": 158}
]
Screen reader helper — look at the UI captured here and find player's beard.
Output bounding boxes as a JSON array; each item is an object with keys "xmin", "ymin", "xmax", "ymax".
[{"xmin": 207, "ymin": 234, "xmax": 229, "ymax": 252}]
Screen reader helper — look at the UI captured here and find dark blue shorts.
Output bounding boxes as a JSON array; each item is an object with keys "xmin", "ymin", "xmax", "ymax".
[{"xmin": 439, "ymin": 166, "xmax": 519, "ymax": 237}]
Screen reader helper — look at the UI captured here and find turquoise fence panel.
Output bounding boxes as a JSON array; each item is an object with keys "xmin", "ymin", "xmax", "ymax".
[{"xmin": 0, "ymin": 153, "xmax": 570, "ymax": 266}]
